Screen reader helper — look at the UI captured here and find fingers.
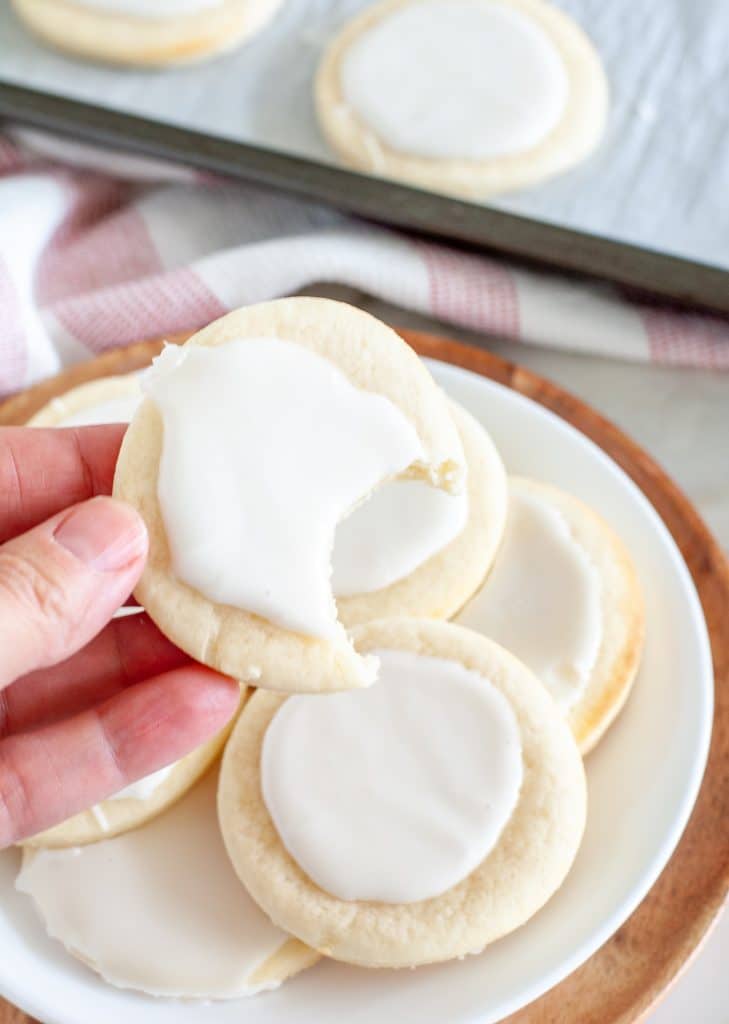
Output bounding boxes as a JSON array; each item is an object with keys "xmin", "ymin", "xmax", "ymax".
[
  {"xmin": 0, "ymin": 425, "xmax": 126, "ymax": 543},
  {"xmin": 0, "ymin": 614, "xmax": 188, "ymax": 738},
  {"xmin": 0, "ymin": 496, "xmax": 148, "ymax": 688},
  {"xmin": 0, "ymin": 666, "xmax": 240, "ymax": 847}
]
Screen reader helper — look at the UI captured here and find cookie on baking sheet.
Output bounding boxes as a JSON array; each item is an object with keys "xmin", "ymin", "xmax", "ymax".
[
  {"xmin": 11, "ymin": 0, "xmax": 282, "ymax": 67},
  {"xmin": 335, "ymin": 400, "xmax": 507, "ymax": 626},
  {"xmin": 17, "ymin": 768, "xmax": 318, "ymax": 997},
  {"xmin": 24, "ymin": 702, "xmax": 240, "ymax": 848},
  {"xmin": 218, "ymin": 618, "xmax": 586, "ymax": 968},
  {"xmin": 113, "ymin": 297, "xmax": 465, "ymax": 694},
  {"xmin": 456, "ymin": 477, "xmax": 645, "ymax": 754},
  {"xmin": 27, "ymin": 373, "xmax": 142, "ymax": 427},
  {"xmin": 316, "ymin": 0, "xmax": 608, "ymax": 198}
]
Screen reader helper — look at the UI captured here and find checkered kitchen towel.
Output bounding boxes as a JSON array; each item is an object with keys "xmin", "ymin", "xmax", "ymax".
[{"xmin": 1, "ymin": 129, "xmax": 727, "ymax": 397}]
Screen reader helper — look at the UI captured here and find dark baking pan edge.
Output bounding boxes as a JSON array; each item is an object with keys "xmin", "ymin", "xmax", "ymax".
[{"xmin": 1, "ymin": 81, "xmax": 727, "ymax": 317}]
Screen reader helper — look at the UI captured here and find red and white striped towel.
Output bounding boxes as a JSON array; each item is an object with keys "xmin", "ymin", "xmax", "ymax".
[{"xmin": 1, "ymin": 130, "xmax": 727, "ymax": 398}]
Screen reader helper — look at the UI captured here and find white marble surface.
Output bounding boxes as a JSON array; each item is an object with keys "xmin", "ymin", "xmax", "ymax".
[{"xmin": 303, "ymin": 283, "xmax": 729, "ymax": 1023}]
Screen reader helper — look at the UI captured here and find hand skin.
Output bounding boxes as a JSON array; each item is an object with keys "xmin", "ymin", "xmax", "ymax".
[{"xmin": 0, "ymin": 425, "xmax": 240, "ymax": 848}]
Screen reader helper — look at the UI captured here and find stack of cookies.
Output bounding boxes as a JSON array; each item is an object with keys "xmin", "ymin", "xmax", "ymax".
[{"xmin": 17, "ymin": 298, "xmax": 644, "ymax": 999}]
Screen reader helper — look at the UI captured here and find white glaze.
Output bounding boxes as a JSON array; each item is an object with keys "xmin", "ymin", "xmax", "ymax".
[
  {"xmin": 262, "ymin": 649, "xmax": 522, "ymax": 903},
  {"xmin": 88, "ymin": 763, "xmax": 178, "ymax": 833},
  {"xmin": 89, "ymin": 804, "xmax": 109, "ymax": 831},
  {"xmin": 55, "ymin": 373, "xmax": 466, "ymax": 600},
  {"xmin": 332, "ymin": 478, "xmax": 468, "ymax": 596},
  {"xmin": 58, "ymin": 392, "xmax": 142, "ymax": 426},
  {"xmin": 340, "ymin": 0, "xmax": 569, "ymax": 160},
  {"xmin": 457, "ymin": 487, "xmax": 602, "ymax": 709},
  {"xmin": 74, "ymin": 0, "xmax": 225, "ymax": 19},
  {"xmin": 143, "ymin": 340, "xmax": 423, "ymax": 639},
  {"xmin": 16, "ymin": 771, "xmax": 290, "ymax": 999},
  {"xmin": 107, "ymin": 763, "xmax": 175, "ymax": 802}
]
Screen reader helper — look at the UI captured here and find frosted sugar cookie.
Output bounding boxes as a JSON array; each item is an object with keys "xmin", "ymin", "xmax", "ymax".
[
  {"xmin": 24, "ymin": 702, "xmax": 240, "ymax": 848},
  {"xmin": 27, "ymin": 374, "xmax": 142, "ymax": 427},
  {"xmin": 17, "ymin": 769, "xmax": 318, "ymax": 997},
  {"xmin": 218, "ymin": 618, "xmax": 586, "ymax": 967},
  {"xmin": 457, "ymin": 477, "xmax": 645, "ymax": 753},
  {"xmin": 316, "ymin": 0, "xmax": 608, "ymax": 198},
  {"xmin": 11, "ymin": 0, "xmax": 282, "ymax": 67},
  {"xmin": 335, "ymin": 401, "xmax": 506, "ymax": 625},
  {"xmin": 113, "ymin": 298, "xmax": 465, "ymax": 694}
]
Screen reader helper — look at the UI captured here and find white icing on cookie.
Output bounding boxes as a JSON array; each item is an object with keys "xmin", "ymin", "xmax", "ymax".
[
  {"xmin": 56, "ymin": 391, "xmax": 142, "ymax": 426},
  {"xmin": 457, "ymin": 485, "xmax": 602, "ymax": 709},
  {"xmin": 262, "ymin": 649, "xmax": 522, "ymax": 903},
  {"xmin": 16, "ymin": 771, "xmax": 291, "ymax": 998},
  {"xmin": 107, "ymin": 763, "xmax": 175, "ymax": 802},
  {"xmin": 332, "ymin": 478, "xmax": 468, "ymax": 596},
  {"xmin": 143, "ymin": 340, "xmax": 423, "ymax": 639},
  {"xmin": 341, "ymin": 0, "xmax": 568, "ymax": 160}
]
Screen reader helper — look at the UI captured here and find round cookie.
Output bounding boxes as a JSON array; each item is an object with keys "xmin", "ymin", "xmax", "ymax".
[
  {"xmin": 17, "ymin": 768, "xmax": 319, "ymax": 998},
  {"xmin": 457, "ymin": 477, "xmax": 645, "ymax": 754},
  {"xmin": 218, "ymin": 618, "xmax": 586, "ymax": 968},
  {"xmin": 113, "ymin": 298, "xmax": 465, "ymax": 695},
  {"xmin": 24, "ymin": 700, "xmax": 241, "ymax": 848},
  {"xmin": 315, "ymin": 0, "xmax": 608, "ymax": 198},
  {"xmin": 336, "ymin": 401, "xmax": 507, "ymax": 626},
  {"xmin": 11, "ymin": 0, "xmax": 282, "ymax": 67},
  {"xmin": 27, "ymin": 373, "xmax": 142, "ymax": 427}
]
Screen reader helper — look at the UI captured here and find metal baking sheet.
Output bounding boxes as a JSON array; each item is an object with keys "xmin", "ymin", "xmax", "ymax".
[{"xmin": 1, "ymin": 0, "xmax": 728, "ymax": 312}]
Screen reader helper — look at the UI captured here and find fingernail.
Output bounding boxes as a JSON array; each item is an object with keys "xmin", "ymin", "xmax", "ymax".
[{"xmin": 54, "ymin": 497, "xmax": 147, "ymax": 572}]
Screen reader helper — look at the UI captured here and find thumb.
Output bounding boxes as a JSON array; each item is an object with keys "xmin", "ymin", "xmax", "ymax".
[{"xmin": 0, "ymin": 496, "xmax": 148, "ymax": 688}]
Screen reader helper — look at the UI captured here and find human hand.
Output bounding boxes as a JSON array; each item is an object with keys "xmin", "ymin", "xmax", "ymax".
[{"xmin": 0, "ymin": 425, "xmax": 240, "ymax": 848}]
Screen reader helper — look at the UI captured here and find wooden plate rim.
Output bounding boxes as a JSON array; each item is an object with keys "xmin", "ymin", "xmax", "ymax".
[{"xmin": 0, "ymin": 330, "xmax": 726, "ymax": 1024}]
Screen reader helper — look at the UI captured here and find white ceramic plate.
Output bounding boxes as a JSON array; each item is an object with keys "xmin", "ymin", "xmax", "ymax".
[{"xmin": 0, "ymin": 361, "xmax": 713, "ymax": 1024}]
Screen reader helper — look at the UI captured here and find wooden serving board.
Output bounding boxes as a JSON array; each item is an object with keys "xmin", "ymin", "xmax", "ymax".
[{"xmin": 0, "ymin": 330, "xmax": 727, "ymax": 1024}]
